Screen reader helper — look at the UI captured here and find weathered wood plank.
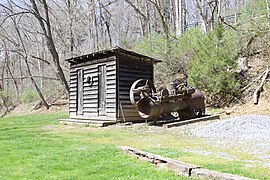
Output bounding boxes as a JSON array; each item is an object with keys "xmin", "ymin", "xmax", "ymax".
[
  {"xmin": 70, "ymin": 83, "xmax": 78, "ymax": 88},
  {"xmin": 70, "ymin": 80, "xmax": 77, "ymax": 85},
  {"xmin": 84, "ymin": 104, "xmax": 98, "ymax": 108},
  {"xmin": 71, "ymin": 60, "xmax": 115, "ymax": 70},
  {"xmin": 118, "ymin": 79, "xmax": 148, "ymax": 83},
  {"xmin": 106, "ymin": 93, "xmax": 116, "ymax": 98},
  {"xmin": 83, "ymin": 94, "xmax": 98, "ymax": 100},
  {"xmin": 106, "ymin": 70, "xmax": 116, "ymax": 76},
  {"xmin": 69, "ymin": 99, "xmax": 77, "ymax": 104},
  {"xmin": 70, "ymin": 75, "xmax": 78, "ymax": 80},
  {"xmin": 83, "ymin": 99, "xmax": 98, "ymax": 104},
  {"xmin": 119, "ymin": 68, "xmax": 153, "ymax": 74},
  {"xmin": 118, "ymin": 146, "xmax": 197, "ymax": 177},
  {"xmin": 69, "ymin": 87, "xmax": 77, "ymax": 92},
  {"xmin": 118, "ymin": 146, "xmax": 253, "ymax": 180},
  {"xmin": 69, "ymin": 108, "xmax": 77, "ymax": 112},
  {"xmin": 107, "ymin": 76, "xmax": 116, "ymax": 81},
  {"xmin": 118, "ymin": 60, "xmax": 153, "ymax": 67},
  {"xmin": 82, "ymin": 112, "xmax": 98, "ymax": 116},
  {"xmin": 84, "ymin": 72, "xmax": 99, "ymax": 77},
  {"xmin": 118, "ymin": 104, "xmax": 135, "ymax": 109},
  {"xmin": 106, "ymin": 105, "xmax": 116, "ymax": 109},
  {"xmin": 107, "ymin": 79, "xmax": 116, "ymax": 85},
  {"xmin": 83, "ymin": 108, "xmax": 98, "ymax": 113},
  {"xmin": 84, "ymin": 86, "xmax": 98, "ymax": 91},
  {"xmin": 106, "ymin": 107, "xmax": 116, "ymax": 113},
  {"xmin": 70, "ymin": 92, "xmax": 77, "ymax": 96},
  {"xmin": 116, "ymin": 116, "xmax": 145, "ymax": 122},
  {"xmin": 84, "ymin": 90, "xmax": 98, "ymax": 96},
  {"xmin": 84, "ymin": 68, "xmax": 98, "ymax": 73},
  {"xmin": 121, "ymin": 109, "xmax": 138, "ymax": 113},
  {"xmin": 59, "ymin": 119, "xmax": 116, "ymax": 127},
  {"xmin": 106, "ymin": 89, "xmax": 116, "ymax": 94},
  {"xmin": 107, "ymin": 84, "xmax": 116, "ymax": 90},
  {"xmin": 106, "ymin": 65, "xmax": 116, "ymax": 71},
  {"xmin": 119, "ymin": 73, "xmax": 152, "ymax": 79},
  {"xmin": 70, "ymin": 57, "xmax": 116, "ymax": 70},
  {"xmin": 163, "ymin": 115, "xmax": 220, "ymax": 128},
  {"xmin": 106, "ymin": 98, "xmax": 115, "ymax": 103},
  {"xmin": 69, "ymin": 96, "xmax": 76, "ymax": 100}
]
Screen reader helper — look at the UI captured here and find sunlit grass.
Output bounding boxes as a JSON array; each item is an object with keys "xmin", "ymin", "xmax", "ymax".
[
  {"xmin": 0, "ymin": 113, "xmax": 185, "ymax": 179},
  {"xmin": 0, "ymin": 113, "xmax": 269, "ymax": 179}
]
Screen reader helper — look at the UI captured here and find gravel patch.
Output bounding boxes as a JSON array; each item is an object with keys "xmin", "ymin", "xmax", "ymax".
[
  {"xmin": 191, "ymin": 115, "xmax": 270, "ymax": 140},
  {"xmin": 190, "ymin": 115, "xmax": 270, "ymax": 167}
]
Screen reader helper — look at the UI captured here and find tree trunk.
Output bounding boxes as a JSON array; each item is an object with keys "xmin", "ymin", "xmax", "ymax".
[
  {"xmin": 266, "ymin": 0, "xmax": 270, "ymax": 28},
  {"xmin": 4, "ymin": 50, "xmax": 19, "ymax": 102},
  {"xmin": 30, "ymin": 0, "xmax": 69, "ymax": 96},
  {"xmin": 24, "ymin": 57, "xmax": 50, "ymax": 109},
  {"xmin": 175, "ymin": 0, "xmax": 186, "ymax": 36},
  {"xmin": 195, "ymin": 0, "xmax": 208, "ymax": 33},
  {"xmin": 9, "ymin": 1, "xmax": 50, "ymax": 109},
  {"xmin": 234, "ymin": 0, "xmax": 238, "ymax": 23},
  {"xmin": 67, "ymin": 0, "xmax": 75, "ymax": 52}
]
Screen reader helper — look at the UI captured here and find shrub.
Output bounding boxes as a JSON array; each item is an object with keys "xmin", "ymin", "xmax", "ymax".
[
  {"xmin": 187, "ymin": 25, "xmax": 241, "ymax": 105},
  {"xmin": 0, "ymin": 91, "xmax": 10, "ymax": 99},
  {"xmin": 0, "ymin": 91, "xmax": 12, "ymax": 108},
  {"xmin": 19, "ymin": 89, "xmax": 39, "ymax": 103},
  {"xmin": 133, "ymin": 29, "xmax": 201, "ymax": 84}
]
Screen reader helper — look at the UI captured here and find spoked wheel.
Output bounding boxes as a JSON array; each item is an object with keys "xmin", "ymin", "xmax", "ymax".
[{"xmin": 129, "ymin": 79, "xmax": 156, "ymax": 106}]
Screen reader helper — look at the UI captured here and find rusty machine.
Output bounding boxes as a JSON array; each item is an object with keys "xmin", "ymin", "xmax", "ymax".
[{"xmin": 130, "ymin": 79, "xmax": 205, "ymax": 121}]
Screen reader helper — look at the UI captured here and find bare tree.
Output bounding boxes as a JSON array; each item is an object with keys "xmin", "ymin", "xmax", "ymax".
[
  {"xmin": 175, "ymin": 0, "xmax": 187, "ymax": 36},
  {"xmin": 266, "ymin": 0, "xmax": 270, "ymax": 28},
  {"xmin": 194, "ymin": 0, "xmax": 219, "ymax": 33},
  {"xmin": 30, "ymin": 0, "xmax": 69, "ymax": 95},
  {"xmin": 2, "ymin": 0, "xmax": 50, "ymax": 108},
  {"xmin": 2, "ymin": 42, "xmax": 19, "ymax": 102},
  {"xmin": 124, "ymin": 0, "xmax": 149, "ymax": 36}
]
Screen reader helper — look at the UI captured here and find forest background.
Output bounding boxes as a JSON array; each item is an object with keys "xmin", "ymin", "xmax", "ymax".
[{"xmin": 0, "ymin": 0, "xmax": 269, "ymax": 111}]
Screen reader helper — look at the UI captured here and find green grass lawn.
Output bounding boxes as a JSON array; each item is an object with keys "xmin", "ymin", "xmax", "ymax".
[
  {"xmin": 0, "ymin": 113, "xmax": 269, "ymax": 179},
  {"xmin": 0, "ymin": 113, "xmax": 186, "ymax": 180}
]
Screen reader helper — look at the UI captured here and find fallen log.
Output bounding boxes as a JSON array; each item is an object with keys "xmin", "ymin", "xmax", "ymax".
[
  {"xmin": 253, "ymin": 67, "xmax": 269, "ymax": 105},
  {"xmin": 118, "ymin": 146, "xmax": 253, "ymax": 180}
]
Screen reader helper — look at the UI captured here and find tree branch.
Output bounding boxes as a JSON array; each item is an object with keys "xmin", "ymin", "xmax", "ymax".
[
  {"xmin": 124, "ymin": 0, "xmax": 148, "ymax": 22},
  {"xmin": 31, "ymin": 55, "xmax": 51, "ymax": 65}
]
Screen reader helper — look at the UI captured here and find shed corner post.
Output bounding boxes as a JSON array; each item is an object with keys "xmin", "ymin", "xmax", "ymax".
[{"xmin": 116, "ymin": 51, "xmax": 120, "ymax": 122}]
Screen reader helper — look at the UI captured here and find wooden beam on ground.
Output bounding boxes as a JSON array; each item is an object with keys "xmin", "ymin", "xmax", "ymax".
[
  {"xmin": 118, "ymin": 146, "xmax": 198, "ymax": 177},
  {"xmin": 59, "ymin": 119, "xmax": 116, "ymax": 127},
  {"xmin": 118, "ymin": 146, "xmax": 253, "ymax": 180},
  {"xmin": 163, "ymin": 115, "xmax": 220, "ymax": 128}
]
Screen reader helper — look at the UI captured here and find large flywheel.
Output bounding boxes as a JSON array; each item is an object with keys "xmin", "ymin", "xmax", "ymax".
[{"xmin": 129, "ymin": 79, "xmax": 156, "ymax": 106}]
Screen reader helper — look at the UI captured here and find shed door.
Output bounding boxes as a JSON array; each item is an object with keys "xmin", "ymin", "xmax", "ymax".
[
  {"xmin": 98, "ymin": 65, "xmax": 107, "ymax": 116},
  {"xmin": 76, "ymin": 69, "xmax": 84, "ymax": 115}
]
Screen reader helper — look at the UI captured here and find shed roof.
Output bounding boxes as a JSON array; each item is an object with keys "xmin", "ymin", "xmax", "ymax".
[{"xmin": 65, "ymin": 47, "xmax": 162, "ymax": 64}]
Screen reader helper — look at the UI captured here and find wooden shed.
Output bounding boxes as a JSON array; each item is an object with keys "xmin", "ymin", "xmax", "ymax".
[{"xmin": 60, "ymin": 47, "xmax": 161, "ymax": 125}]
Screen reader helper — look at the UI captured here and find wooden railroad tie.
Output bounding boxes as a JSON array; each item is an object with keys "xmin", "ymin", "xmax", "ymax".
[
  {"xmin": 163, "ymin": 115, "xmax": 220, "ymax": 128},
  {"xmin": 118, "ymin": 146, "xmax": 253, "ymax": 180}
]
